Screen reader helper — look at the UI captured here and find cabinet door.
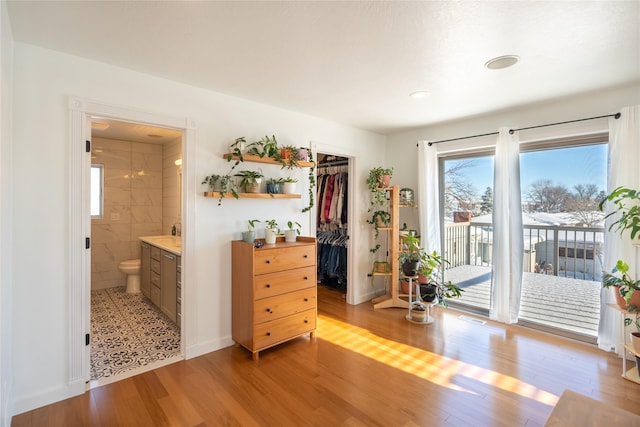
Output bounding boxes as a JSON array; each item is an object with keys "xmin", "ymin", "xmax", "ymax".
[
  {"xmin": 140, "ymin": 242, "xmax": 151, "ymax": 298},
  {"xmin": 161, "ymin": 250, "xmax": 177, "ymax": 323}
]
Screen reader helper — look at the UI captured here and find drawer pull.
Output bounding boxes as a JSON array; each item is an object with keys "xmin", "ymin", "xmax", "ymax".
[
  {"xmin": 303, "ymin": 254, "xmax": 308, "ymax": 258},
  {"xmin": 304, "ymin": 298, "xmax": 309, "ymax": 302},
  {"xmin": 266, "ymin": 308, "xmax": 271, "ymax": 313},
  {"xmin": 266, "ymin": 284, "xmax": 271, "ymax": 288},
  {"xmin": 266, "ymin": 332, "xmax": 271, "ymax": 336},
  {"xmin": 266, "ymin": 260, "xmax": 271, "ymax": 264},
  {"xmin": 304, "ymin": 276, "xmax": 308, "ymax": 280},
  {"xmin": 304, "ymin": 319, "xmax": 309, "ymax": 324}
]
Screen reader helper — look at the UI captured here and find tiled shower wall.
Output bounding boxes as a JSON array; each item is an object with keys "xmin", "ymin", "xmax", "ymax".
[{"xmin": 91, "ymin": 137, "xmax": 164, "ymax": 290}]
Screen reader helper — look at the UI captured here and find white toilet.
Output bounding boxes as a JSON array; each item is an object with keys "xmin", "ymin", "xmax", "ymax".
[{"xmin": 119, "ymin": 259, "xmax": 141, "ymax": 293}]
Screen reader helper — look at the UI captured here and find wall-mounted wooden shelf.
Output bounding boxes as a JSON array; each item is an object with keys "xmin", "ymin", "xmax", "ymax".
[
  {"xmin": 204, "ymin": 192, "xmax": 301, "ymax": 199},
  {"xmin": 223, "ymin": 153, "xmax": 315, "ymax": 168}
]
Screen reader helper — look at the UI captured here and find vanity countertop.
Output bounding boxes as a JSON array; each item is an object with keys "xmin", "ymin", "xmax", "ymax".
[{"xmin": 140, "ymin": 235, "xmax": 182, "ymax": 256}]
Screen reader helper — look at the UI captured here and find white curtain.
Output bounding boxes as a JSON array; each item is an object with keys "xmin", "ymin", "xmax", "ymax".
[
  {"xmin": 490, "ymin": 128, "xmax": 524, "ymax": 323},
  {"xmin": 599, "ymin": 105, "xmax": 640, "ymax": 355},
  {"xmin": 417, "ymin": 141, "xmax": 441, "ymax": 253}
]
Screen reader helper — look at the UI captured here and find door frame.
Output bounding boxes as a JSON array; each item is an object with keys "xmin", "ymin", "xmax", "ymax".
[
  {"xmin": 310, "ymin": 141, "xmax": 357, "ymax": 305},
  {"xmin": 67, "ymin": 97, "xmax": 195, "ymax": 392}
]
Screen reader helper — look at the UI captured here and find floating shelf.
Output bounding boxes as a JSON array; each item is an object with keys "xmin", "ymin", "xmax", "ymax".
[
  {"xmin": 204, "ymin": 192, "xmax": 301, "ymax": 199},
  {"xmin": 222, "ymin": 153, "xmax": 315, "ymax": 168}
]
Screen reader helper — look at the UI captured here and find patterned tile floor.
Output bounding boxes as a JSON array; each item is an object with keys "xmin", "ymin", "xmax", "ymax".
[{"xmin": 90, "ymin": 286, "xmax": 181, "ymax": 381}]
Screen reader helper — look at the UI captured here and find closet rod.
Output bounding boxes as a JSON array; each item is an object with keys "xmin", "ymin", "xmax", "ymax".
[
  {"xmin": 424, "ymin": 112, "xmax": 621, "ymax": 146},
  {"xmin": 318, "ymin": 160, "xmax": 348, "ymax": 167}
]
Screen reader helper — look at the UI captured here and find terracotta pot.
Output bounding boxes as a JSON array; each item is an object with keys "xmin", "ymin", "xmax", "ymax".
[
  {"xmin": 378, "ymin": 174, "xmax": 391, "ymax": 188},
  {"xmin": 280, "ymin": 148, "xmax": 291, "ymax": 159},
  {"xmin": 400, "ymin": 280, "xmax": 411, "ymax": 294},
  {"xmin": 613, "ymin": 286, "xmax": 640, "ymax": 310}
]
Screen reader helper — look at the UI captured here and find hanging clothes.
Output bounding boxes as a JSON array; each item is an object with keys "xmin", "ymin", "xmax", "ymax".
[
  {"xmin": 317, "ymin": 229, "xmax": 348, "ymax": 292},
  {"xmin": 316, "ymin": 163, "xmax": 349, "ymax": 292}
]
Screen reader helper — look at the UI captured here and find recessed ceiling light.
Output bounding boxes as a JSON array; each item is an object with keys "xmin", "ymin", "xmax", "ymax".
[
  {"xmin": 484, "ymin": 55, "xmax": 519, "ymax": 70},
  {"xmin": 409, "ymin": 90, "xmax": 431, "ymax": 99}
]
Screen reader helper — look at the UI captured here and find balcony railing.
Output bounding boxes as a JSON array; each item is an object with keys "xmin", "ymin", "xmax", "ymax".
[
  {"xmin": 442, "ymin": 221, "xmax": 604, "ymax": 339},
  {"xmin": 443, "ymin": 221, "xmax": 605, "ymax": 281}
]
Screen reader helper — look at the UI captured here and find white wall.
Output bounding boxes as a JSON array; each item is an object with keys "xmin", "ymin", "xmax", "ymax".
[
  {"xmin": 10, "ymin": 43, "xmax": 386, "ymax": 414},
  {"xmin": 386, "ymin": 83, "xmax": 640, "ymax": 231}
]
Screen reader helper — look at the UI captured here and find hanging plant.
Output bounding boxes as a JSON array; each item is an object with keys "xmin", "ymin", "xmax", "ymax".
[{"xmin": 302, "ymin": 148, "xmax": 315, "ymax": 213}]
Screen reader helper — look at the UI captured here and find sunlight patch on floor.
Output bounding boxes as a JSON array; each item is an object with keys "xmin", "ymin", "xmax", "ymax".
[{"xmin": 316, "ymin": 315, "xmax": 558, "ymax": 407}]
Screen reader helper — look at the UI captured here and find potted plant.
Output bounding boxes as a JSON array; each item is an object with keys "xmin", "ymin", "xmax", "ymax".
[
  {"xmin": 284, "ymin": 220, "xmax": 301, "ymax": 242},
  {"xmin": 297, "ymin": 147, "xmax": 309, "ymax": 161},
  {"xmin": 202, "ymin": 174, "xmax": 232, "ymax": 192},
  {"xmin": 603, "ymin": 260, "xmax": 640, "ymax": 310},
  {"xmin": 266, "ymin": 178, "xmax": 283, "ymax": 194},
  {"xmin": 398, "ymin": 233, "xmax": 424, "ymax": 277},
  {"xmin": 264, "ymin": 219, "xmax": 279, "ymax": 244},
  {"xmin": 367, "ymin": 166, "xmax": 393, "ymax": 208},
  {"xmin": 242, "ymin": 219, "xmax": 260, "ymax": 243},
  {"xmin": 282, "ymin": 176, "xmax": 298, "ymax": 194},
  {"xmin": 409, "ymin": 301, "xmax": 428, "ymax": 322},
  {"xmin": 235, "ymin": 169, "xmax": 264, "ymax": 193},
  {"xmin": 366, "ymin": 210, "xmax": 391, "ymax": 239}
]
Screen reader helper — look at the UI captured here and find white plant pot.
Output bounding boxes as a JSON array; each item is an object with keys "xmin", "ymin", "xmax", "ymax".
[
  {"xmin": 284, "ymin": 230, "xmax": 297, "ymax": 243},
  {"xmin": 283, "ymin": 182, "xmax": 297, "ymax": 194},
  {"xmin": 264, "ymin": 228, "xmax": 278, "ymax": 245}
]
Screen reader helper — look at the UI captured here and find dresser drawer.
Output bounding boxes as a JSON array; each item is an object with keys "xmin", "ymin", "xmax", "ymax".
[
  {"xmin": 254, "ymin": 308, "xmax": 316, "ymax": 350},
  {"xmin": 254, "ymin": 287, "xmax": 316, "ymax": 324},
  {"xmin": 254, "ymin": 266, "xmax": 315, "ymax": 299},
  {"xmin": 254, "ymin": 246, "xmax": 315, "ymax": 275}
]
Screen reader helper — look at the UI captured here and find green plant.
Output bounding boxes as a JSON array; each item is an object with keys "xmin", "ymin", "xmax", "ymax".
[
  {"xmin": 279, "ymin": 144, "xmax": 300, "ymax": 169},
  {"xmin": 265, "ymin": 219, "xmax": 278, "ymax": 229},
  {"xmin": 225, "ymin": 137, "xmax": 247, "ymax": 174},
  {"xmin": 599, "ymin": 186, "xmax": 640, "ymax": 239},
  {"xmin": 235, "ymin": 169, "xmax": 264, "ymax": 192},
  {"xmin": 416, "ymin": 250, "xmax": 462, "ymax": 307},
  {"xmin": 247, "ymin": 219, "xmax": 260, "ymax": 231},
  {"xmin": 367, "ymin": 166, "xmax": 393, "ymax": 209},
  {"xmin": 287, "ymin": 220, "xmax": 301, "ymax": 235},
  {"xmin": 367, "ymin": 210, "xmax": 391, "ymax": 239},
  {"xmin": 282, "ymin": 176, "xmax": 298, "ymax": 183},
  {"xmin": 398, "ymin": 233, "xmax": 424, "ymax": 264},
  {"xmin": 603, "ymin": 260, "xmax": 640, "ymax": 329},
  {"xmin": 302, "ymin": 149, "xmax": 315, "ymax": 213},
  {"xmin": 247, "ymin": 135, "xmax": 280, "ymax": 159},
  {"xmin": 201, "ymin": 174, "xmax": 237, "ymax": 204}
]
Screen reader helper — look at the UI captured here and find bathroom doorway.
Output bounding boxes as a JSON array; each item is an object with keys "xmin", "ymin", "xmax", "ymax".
[{"xmin": 88, "ymin": 116, "xmax": 185, "ymax": 387}]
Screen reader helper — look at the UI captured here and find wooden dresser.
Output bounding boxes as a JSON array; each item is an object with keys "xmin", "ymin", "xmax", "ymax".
[{"xmin": 232, "ymin": 236, "xmax": 317, "ymax": 360}]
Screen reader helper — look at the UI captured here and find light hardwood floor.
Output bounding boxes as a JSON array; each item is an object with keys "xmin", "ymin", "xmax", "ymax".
[{"xmin": 12, "ymin": 286, "xmax": 640, "ymax": 426}]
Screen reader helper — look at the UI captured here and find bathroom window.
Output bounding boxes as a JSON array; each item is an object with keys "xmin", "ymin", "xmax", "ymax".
[{"xmin": 91, "ymin": 164, "xmax": 104, "ymax": 218}]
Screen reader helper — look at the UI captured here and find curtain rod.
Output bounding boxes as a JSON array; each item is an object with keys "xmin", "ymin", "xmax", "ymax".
[{"xmin": 424, "ymin": 112, "xmax": 621, "ymax": 146}]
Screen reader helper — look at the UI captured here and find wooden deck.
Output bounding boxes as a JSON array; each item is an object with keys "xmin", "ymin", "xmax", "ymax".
[{"xmin": 445, "ymin": 265, "xmax": 601, "ymax": 337}]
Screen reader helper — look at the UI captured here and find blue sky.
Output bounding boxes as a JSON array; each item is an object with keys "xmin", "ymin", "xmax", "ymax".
[{"xmin": 448, "ymin": 144, "xmax": 608, "ymax": 198}]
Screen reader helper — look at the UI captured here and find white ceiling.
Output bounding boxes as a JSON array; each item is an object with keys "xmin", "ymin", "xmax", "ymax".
[{"xmin": 6, "ymin": 1, "xmax": 640, "ymax": 135}]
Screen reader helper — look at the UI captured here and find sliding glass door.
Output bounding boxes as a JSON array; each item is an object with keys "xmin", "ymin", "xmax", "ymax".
[{"xmin": 440, "ymin": 152, "xmax": 494, "ymax": 314}]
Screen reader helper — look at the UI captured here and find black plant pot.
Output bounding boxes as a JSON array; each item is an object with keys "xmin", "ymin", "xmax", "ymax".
[
  {"xmin": 402, "ymin": 260, "xmax": 420, "ymax": 277},
  {"xmin": 419, "ymin": 284, "xmax": 437, "ymax": 302}
]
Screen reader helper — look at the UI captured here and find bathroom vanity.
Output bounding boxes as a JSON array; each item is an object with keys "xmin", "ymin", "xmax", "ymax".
[{"xmin": 140, "ymin": 236, "xmax": 182, "ymax": 325}]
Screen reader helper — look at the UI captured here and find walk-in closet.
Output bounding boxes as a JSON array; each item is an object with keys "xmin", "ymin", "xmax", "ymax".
[{"xmin": 316, "ymin": 154, "xmax": 349, "ymax": 293}]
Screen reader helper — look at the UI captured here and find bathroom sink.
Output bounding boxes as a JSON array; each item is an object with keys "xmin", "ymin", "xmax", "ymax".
[{"xmin": 139, "ymin": 235, "xmax": 182, "ymax": 254}]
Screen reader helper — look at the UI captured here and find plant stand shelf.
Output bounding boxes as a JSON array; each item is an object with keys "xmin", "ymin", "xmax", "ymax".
[
  {"xmin": 405, "ymin": 276, "xmax": 436, "ymax": 324},
  {"xmin": 372, "ymin": 186, "xmax": 407, "ymax": 309},
  {"xmin": 610, "ymin": 303, "xmax": 640, "ymax": 384},
  {"xmin": 223, "ymin": 153, "xmax": 315, "ymax": 168},
  {"xmin": 204, "ymin": 192, "xmax": 301, "ymax": 199}
]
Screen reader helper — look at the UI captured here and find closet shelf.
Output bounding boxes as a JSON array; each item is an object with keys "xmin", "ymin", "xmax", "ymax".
[
  {"xmin": 204, "ymin": 192, "xmax": 301, "ymax": 199},
  {"xmin": 222, "ymin": 153, "xmax": 315, "ymax": 168}
]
